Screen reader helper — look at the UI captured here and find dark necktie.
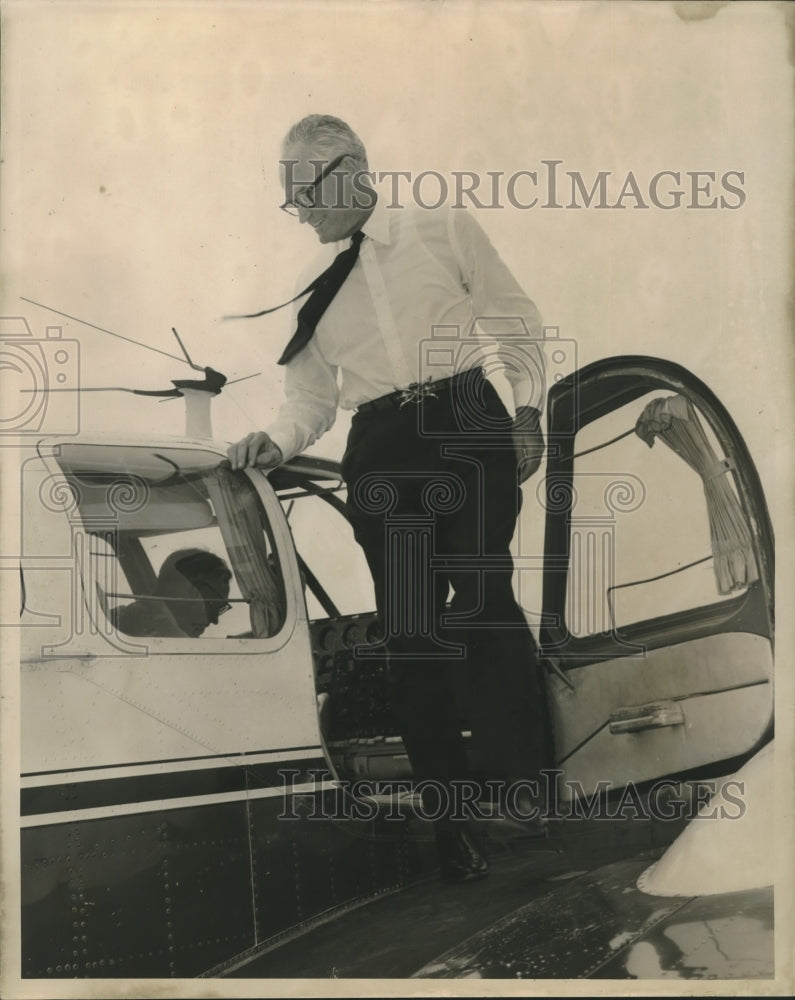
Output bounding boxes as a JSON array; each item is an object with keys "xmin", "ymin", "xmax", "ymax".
[
  {"xmin": 224, "ymin": 230, "xmax": 365, "ymax": 366},
  {"xmin": 278, "ymin": 229, "xmax": 365, "ymax": 365}
]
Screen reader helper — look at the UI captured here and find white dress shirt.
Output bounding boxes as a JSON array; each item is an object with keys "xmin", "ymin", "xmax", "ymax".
[{"xmin": 266, "ymin": 194, "xmax": 545, "ymax": 463}]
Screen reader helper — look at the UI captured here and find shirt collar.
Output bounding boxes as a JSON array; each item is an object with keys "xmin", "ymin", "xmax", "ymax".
[{"xmin": 359, "ymin": 189, "xmax": 391, "ymax": 246}]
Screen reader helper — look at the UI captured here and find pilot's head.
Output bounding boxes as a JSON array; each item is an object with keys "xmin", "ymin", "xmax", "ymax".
[{"xmin": 155, "ymin": 549, "xmax": 232, "ymax": 637}]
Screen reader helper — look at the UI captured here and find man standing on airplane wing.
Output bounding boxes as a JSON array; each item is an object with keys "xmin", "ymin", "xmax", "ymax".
[{"xmin": 228, "ymin": 114, "xmax": 547, "ymax": 882}]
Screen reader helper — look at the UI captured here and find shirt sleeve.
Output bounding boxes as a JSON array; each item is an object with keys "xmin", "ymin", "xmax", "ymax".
[
  {"xmin": 264, "ymin": 336, "xmax": 340, "ymax": 464},
  {"xmin": 447, "ymin": 208, "xmax": 546, "ymax": 414}
]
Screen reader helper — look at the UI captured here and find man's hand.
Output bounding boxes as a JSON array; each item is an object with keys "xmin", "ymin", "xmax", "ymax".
[
  {"xmin": 513, "ymin": 406, "xmax": 545, "ymax": 483},
  {"xmin": 227, "ymin": 431, "xmax": 284, "ymax": 471}
]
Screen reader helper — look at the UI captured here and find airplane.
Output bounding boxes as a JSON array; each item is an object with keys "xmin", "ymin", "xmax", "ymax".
[{"xmin": 10, "ymin": 320, "xmax": 775, "ymax": 983}]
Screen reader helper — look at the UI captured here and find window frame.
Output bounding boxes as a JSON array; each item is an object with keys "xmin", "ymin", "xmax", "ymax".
[
  {"xmin": 539, "ymin": 358, "xmax": 774, "ymax": 666},
  {"xmin": 40, "ymin": 443, "xmax": 304, "ymax": 657}
]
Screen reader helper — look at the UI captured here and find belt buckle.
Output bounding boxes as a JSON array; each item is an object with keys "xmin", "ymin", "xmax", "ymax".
[{"xmin": 398, "ymin": 378, "xmax": 439, "ymax": 407}]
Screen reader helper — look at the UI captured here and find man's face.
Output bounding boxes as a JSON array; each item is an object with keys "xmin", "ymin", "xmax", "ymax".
[
  {"xmin": 167, "ymin": 574, "xmax": 230, "ymax": 638},
  {"xmin": 281, "ymin": 146, "xmax": 370, "ymax": 244}
]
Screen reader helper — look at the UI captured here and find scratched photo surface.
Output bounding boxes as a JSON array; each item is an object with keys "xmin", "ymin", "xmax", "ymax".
[{"xmin": 1, "ymin": 1, "xmax": 792, "ymax": 997}]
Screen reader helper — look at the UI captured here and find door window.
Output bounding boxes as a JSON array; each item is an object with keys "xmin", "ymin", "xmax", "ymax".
[{"xmin": 563, "ymin": 392, "xmax": 757, "ymax": 637}]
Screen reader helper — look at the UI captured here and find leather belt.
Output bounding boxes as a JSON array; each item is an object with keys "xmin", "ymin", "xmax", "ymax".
[{"xmin": 355, "ymin": 368, "xmax": 484, "ymax": 414}]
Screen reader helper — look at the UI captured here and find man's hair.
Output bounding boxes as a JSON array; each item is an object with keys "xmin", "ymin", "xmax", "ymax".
[
  {"xmin": 282, "ymin": 114, "xmax": 368, "ymax": 170},
  {"xmin": 155, "ymin": 548, "xmax": 231, "ymax": 597}
]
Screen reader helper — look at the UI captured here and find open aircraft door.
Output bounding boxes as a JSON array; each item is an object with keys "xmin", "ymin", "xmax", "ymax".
[{"xmin": 538, "ymin": 357, "xmax": 774, "ymax": 802}]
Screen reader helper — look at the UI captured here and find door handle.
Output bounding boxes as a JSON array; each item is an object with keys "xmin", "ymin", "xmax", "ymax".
[{"xmin": 609, "ymin": 700, "xmax": 685, "ymax": 734}]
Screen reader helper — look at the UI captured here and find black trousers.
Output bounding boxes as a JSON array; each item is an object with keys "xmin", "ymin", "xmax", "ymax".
[{"xmin": 342, "ymin": 370, "xmax": 548, "ymax": 806}]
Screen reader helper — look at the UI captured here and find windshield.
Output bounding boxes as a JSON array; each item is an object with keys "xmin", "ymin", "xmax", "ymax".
[{"xmin": 54, "ymin": 445, "xmax": 286, "ymax": 640}]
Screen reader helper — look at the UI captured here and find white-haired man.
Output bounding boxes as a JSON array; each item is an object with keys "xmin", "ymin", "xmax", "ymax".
[{"xmin": 229, "ymin": 114, "xmax": 548, "ymax": 883}]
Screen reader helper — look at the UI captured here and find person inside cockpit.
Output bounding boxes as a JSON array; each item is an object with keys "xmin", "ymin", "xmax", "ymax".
[{"xmin": 113, "ymin": 548, "xmax": 232, "ymax": 638}]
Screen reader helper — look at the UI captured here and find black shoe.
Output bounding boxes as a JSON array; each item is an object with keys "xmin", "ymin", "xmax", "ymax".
[{"xmin": 435, "ymin": 823, "xmax": 489, "ymax": 884}]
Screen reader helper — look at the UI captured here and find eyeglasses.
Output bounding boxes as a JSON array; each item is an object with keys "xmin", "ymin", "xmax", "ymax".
[
  {"xmin": 194, "ymin": 579, "xmax": 232, "ymax": 619},
  {"xmin": 280, "ymin": 154, "xmax": 349, "ymax": 217}
]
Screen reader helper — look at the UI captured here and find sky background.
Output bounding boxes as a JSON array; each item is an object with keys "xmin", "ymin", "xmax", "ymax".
[
  {"xmin": 1, "ymin": 0, "xmax": 792, "ymax": 605},
  {"xmin": 1, "ymin": 6, "xmax": 793, "ymax": 990}
]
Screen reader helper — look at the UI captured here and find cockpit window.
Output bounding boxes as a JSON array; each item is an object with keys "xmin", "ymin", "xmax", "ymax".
[{"xmin": 60, "ymin": 448, "xmax": 286, "ymax": 640}]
